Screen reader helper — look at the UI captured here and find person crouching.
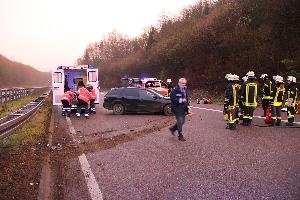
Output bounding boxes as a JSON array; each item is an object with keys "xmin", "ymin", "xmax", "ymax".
[
  {"xmin": 61, "ymin": 89, "xmax": 74, "ymax": 117},
  {"xmin": 76, "ymin": 85, "xmax": 91, "ymax": 119}
]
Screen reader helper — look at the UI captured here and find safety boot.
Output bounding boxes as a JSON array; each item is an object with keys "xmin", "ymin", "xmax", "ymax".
[
  {"xmin": 169, "ymin": 127, "xmax": 176, "ymax": 136},
  {"xmin": 76, "ymin": 113, "xmax": 80, "ymax": 119},
  {"xmin": 270, "ymin": 118, "xmax": 276, "ymax": 126},
  {"xmin": 286, "ymin": 118, "xmax": 294, "ymax": 126},
  {"xmin": 276, "ymin": 119, "xmax": 281, "ymax": 126},
  {"xmin": 85, "ymin": 114, "xmax": 89, "ymax": 119}
]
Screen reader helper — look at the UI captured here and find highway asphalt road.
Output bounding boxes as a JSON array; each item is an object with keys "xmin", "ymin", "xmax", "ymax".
[{"xmin": 53, "ymin": 99, "xmax": 300, "ymax": 200}]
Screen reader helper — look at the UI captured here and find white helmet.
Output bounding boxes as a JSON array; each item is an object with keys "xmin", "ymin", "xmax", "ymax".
[
  {"xmin": 225, "ymin": 73, "xmax": 232, "ymax": 80},
  {"xmin": 293, "ymin": 77, "xmax": 297, "ymax": 83},
  {"xmin": 287, "ymin": 76, "xmax": 296, "ymax": 83},
  {"xmin": 275, "ymin": 75, "xmax": 284, "ymax": 83},
  {"xmin": 167, "ymin": 79, "xmax": 172, "ymax": 83},
  {"xmin": 233, "ymin": 74, "xmax": 239, "ymax": 81},
  {"xmin": 242, "ymin": 76, "xmax": 248, "ymax": 82},
  {"xmin": 260, "ymin": 74, "xmax": 268, "ymax": 79},
  {"xmin": 287, "ymin": 76, "xmax": 293, "ymax": 82},
  {"xmin": 246, "ymin": 71, "xmax": 255, "ymax": 78},
  {"xmin": 227, "ymin": 74, "xmax": 235, "ymax": 81}
]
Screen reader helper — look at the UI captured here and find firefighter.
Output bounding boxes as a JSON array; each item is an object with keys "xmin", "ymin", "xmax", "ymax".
[
  {"xmin": 286, "ymin": 76, "xmax": 298, "ymax": 126},
  {"xmin": 240, "ymin": 71, "xmax": 258, "ymax": 126},
  {"xmin": 76, "ymin": 85, "xmax": 91, "ymax": 119},
  {"xmin": 239, "ymin": 76, "xmax": 248, "ymax": 121},
  {"xmin": 88, "ymin": 84, "xmax": 97, "ymax": 114},
  {"xmin": 224, "ymin": 74, "xmax": 239, "ymax": 129},
  {"xmin": 223, "ymin": 73, "xmax": 232, "ymax": 122},
  {"xmin": 233, "ymin": 74, "xmax": 241, "ymax": 124},
  {"xmin": 61, "ymin": 89, "xmax": 74, "ymax": 117},
  {"xmin": 270, "ymin": 75, "xmax": 285, "ymax": 126},
  {"xmin": 260, "ymin": 74, "xmax": 273, "ymax": 117}
]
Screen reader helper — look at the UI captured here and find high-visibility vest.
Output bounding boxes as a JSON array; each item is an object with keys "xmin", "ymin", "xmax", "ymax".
[
  {"xmin": 61, "ymin": 91, "xmax": 74, "ymax": 104},
  {"xmin": 78, "ymin": 88, "xmax": 91, "ymax": 103},
  {"xmin": 90, "ymin": 89, "xmax": 96, "ymax": 100},
  {"xmin": 245, "ymin": 82, "xmax": 258, "ymax": 107}
]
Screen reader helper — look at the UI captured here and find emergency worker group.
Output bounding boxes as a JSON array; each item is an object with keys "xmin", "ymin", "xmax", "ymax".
[
  {"xmin": 224, "ymin": 71, "xmax": 298, "ymax": 130},
  {"xmin": 60, "ymin": 82, "xmax": 96, "ymax": 119}
]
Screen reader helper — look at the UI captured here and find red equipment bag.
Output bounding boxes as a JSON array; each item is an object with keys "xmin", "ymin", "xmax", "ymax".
[
  {"xmin": 298, "ymin": 102, "xmax": 300, "ymax": 114},
  {"xmin": 265, "ymin": 106, "xmax": 271, "ymax": 124}
]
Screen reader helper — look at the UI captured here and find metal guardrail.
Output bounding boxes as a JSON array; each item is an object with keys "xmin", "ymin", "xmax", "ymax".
[
  {"xmin": 0, "ymin": 90, "xmax": 51, "ymax": 139},
  {"xmin": 0, "ymin": 87, "xmax": 49, "ymax": 103}
]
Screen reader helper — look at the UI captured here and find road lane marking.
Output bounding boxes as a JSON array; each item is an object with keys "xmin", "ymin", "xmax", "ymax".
[
  {"xmin": 79, "ymin": 154, "xmax": 103, "ymax": 200},
  {"xmin": 66, "ymin": 116, "xmax": 103, "ymax": 200},
  {"xmin": 191, "ymin": 106, "xmax": 300, "ymax": 125},
  {"xmin": 66, "ymin": 116, "xmax": 77, "ymax": 142}
]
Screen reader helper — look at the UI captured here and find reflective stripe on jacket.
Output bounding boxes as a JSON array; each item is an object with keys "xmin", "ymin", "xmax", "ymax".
[
  {"xmin": 271, "ymin": 85, "xmax": 285, "ymax": 106},
  {"xmin": 241, "ymin": 80, "xmax": 258, "ymax": 107},
  {"xmin": 262, "ymin": 79, "xmax": 273, "ymax": 100}
]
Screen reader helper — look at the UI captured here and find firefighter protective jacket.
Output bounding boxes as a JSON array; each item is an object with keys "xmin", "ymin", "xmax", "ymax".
[
  {"xmin": 240, "ymin": 79, "xmax": 258, "ymax": 107},
  {"xmin": 224, "ymin": 82, "xmax": 239, "ymax": 108},
  {"xmin": 287, "ymin": 84, "xmax": 298, "ymax": 105},
  {"xmin": 271, "ymin": 84, "xmax": 285, "ymax": 106},
  {"xmin": 262, "ymin": 79, "xmax": 273, "ymax": 100}
]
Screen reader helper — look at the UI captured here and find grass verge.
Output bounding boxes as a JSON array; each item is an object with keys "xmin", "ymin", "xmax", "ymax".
[
  {"xmin": 0, "ymin": 94, "xmax": 52, "ymax": 200},
  {"xmin": 0, "ymin": 92, "xmax": 45, "ymax": 118}
]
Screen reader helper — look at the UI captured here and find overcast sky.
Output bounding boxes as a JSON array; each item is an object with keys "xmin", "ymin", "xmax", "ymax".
[{"xmin": 0, "ymin": 0, "xmax": 198, "ymax": 72}]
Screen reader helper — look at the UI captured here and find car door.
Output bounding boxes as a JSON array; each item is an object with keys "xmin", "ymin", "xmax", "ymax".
[
  {"xmin": 139, "ymin": 89, "xmax": 162, "ymax": 112},
  {"xmin": 122, "ymin": 88, "xmax": 141, "ymax": 112}
]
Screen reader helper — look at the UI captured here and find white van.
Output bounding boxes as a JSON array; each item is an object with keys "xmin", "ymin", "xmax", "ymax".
[{"xmin": 52, "ymin": 65, "xmax": 100, "ymax": 106}]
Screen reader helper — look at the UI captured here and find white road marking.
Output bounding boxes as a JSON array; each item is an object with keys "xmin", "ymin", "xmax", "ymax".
[
  {"xmin": 66, "ymin": 116, "xmax": 103, "ymax": 200},
  {"xmin": 191, "ymin": 106, "xmax": 300, "ymax": 125},
  {"xmin": 66, "ymin": 116, "xmax": 77, "ymax": 142},
  {"xmin": 79, "ymin": 154, "xmax": 104, "ymax": 200}
]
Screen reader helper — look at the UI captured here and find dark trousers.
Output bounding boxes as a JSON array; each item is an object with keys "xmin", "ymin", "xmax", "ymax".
[
  {"xmin": 90, "ymin": 99, "xmax": 96, "ymax": 113},
  {"xmin": 170, "ymin": 112, "xmax": 186, "ymax": 137},
  {"xmin": 287, "ymin": 105, "xmax": 297, "ymax": 123},
  {"xmin": 243, "ymin": 106, "xmax": 255, "ymax": 125},
  {"xmin": 77, "ymin": 99, "xmax": 89, "ymax": 115},
  {"xmin": 271, "ymin": 105, "xmax": 281, "ymax": 124},
  {"xmin": 61, "ymin": 100, "xmax": 71, "ymax": 115}
]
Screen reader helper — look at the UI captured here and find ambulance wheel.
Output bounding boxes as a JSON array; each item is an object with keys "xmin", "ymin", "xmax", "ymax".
[
  {"xmin": 113, "ymin": 103, "xmax": 124, "ymax": 115},
  {"xmin": 163, "ymin": 104, "xmax": 173, "ymax": 116}
]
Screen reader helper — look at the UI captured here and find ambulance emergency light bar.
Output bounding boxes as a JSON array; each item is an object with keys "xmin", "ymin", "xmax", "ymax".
[{"xmin": 57, "ymin": 65, "xmax": 93, "ymax": 70}]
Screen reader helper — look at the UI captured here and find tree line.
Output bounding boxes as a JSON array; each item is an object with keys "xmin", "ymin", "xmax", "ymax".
[{"xmin": 78, "ymin": 0, "xmax": 300, "ymax": 90}]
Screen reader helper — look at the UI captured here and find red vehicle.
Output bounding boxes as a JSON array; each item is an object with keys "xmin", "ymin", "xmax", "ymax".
[{"xmin": 141, "ymin": 78, "xmax": 169, "ymax": 96}]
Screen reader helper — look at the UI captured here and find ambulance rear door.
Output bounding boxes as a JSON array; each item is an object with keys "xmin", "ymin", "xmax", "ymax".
[
  {"xmin": 52, "ymin": 70, "xmax": 64, "ymax": 105},
  {"xmin": 87, "ymin": 68, "xmax": 100, "ymax": 103}
]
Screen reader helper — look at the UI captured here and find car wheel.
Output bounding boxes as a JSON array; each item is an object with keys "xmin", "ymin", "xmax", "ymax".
[
  {"xmin": 113, "ymin": 103, "xmax": 125, "ymax": 115},
  {"xmin": 163, "ymin": 104, "xmax": 173, "ymax": 116}
]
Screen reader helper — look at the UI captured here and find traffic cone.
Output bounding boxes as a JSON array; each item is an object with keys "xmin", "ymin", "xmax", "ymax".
[{"xmin": 265, "ymin": 106, "xmax": 271, "ymax": 124}]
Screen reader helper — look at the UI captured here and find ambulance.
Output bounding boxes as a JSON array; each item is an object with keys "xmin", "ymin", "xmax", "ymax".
[{"xmin": 52, "ymin": 65, "xmax": 100, "ymax": 106}]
